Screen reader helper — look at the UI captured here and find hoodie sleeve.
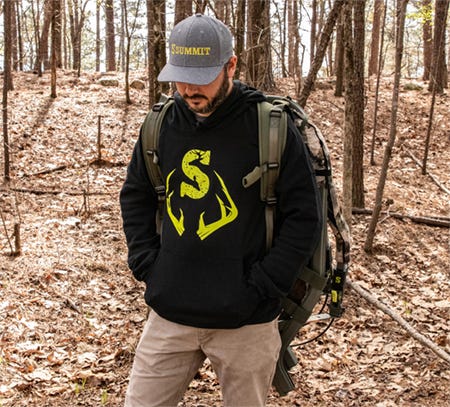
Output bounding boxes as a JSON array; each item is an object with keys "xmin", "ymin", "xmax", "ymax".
[
  {"xmin": 247, "ymin": 118, "xmax": 323, "ymax": 299},
  {"xmin": 119, "ymin": 133, "xmax": 160, "ymax": 282}
]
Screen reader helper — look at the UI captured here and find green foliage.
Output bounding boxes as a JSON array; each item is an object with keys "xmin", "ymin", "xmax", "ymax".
[{"xmin": 407, "ymin": 1, "xmax": 433, "ymax": 24}]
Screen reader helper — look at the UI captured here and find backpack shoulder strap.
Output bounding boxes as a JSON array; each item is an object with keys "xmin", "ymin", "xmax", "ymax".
[
  {"xmin": 141, "ymin": 95, "xmax": 174, "ymax": 231},
  {"xmin": 242, "ymin": 100, "xmax": 287, "ymax": 250}
]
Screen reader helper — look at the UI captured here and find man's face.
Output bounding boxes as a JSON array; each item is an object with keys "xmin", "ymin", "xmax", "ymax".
[{"xmin": 175, "ymin": 57, "xmax": 236, "ymax": 117}]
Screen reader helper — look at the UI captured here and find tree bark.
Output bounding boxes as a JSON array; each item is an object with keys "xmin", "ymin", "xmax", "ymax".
[
  {"xmin": 245, "ymin": 0, "xmax": 275, "ymax": 91},
  {"xmin": 368, "ymin": 0, "xmax": 382, "ymax": 76},
  {"xmin": 334, "ymin": 8, "xmax": 344, "ymax": 96},
  {"xmin": 105, "ymin": 0, "xmax": 116, "ymax": 71},
  {"xmin": 352, "ymin": 0, "xmax": 365, "ymax": 209},
  {"xmin": 342, "ymin": 0, "xmax": 354, "ymax": 225},
  {"xmin": 364, "ymin": 0, "xmax": 409, "ymax": 253},
  {"xmin": 298, "ymin": 0, "xmax": 344, "ymax": 107},
  {"xmin": 234, "ymin": 0, "xmax": 246, "ymax": 79},
  {"xmin": 174, "ymin": 0, "xmax": 192, "ymax": 25},
  {"xmin": 428, "ymin": 0, "xmax": 449, "ymax": 93},
  {"xmin": 3, "ymin": 0, "xmax": 13, "ymax": 181},
  {"xmin": 422, "ymin": 0, "xmax": 432, "ymax": 81}
]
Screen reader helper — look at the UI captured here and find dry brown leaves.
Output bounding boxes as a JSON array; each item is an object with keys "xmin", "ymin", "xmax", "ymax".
[{"xmin": 0, "ymin": 72, "xmax": 449, "ymax": 406}]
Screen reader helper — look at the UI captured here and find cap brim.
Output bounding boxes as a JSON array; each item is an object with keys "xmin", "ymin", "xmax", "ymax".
[{"xmin": 157, "ymin": 64, "xmax": 223, "ymax": 85}]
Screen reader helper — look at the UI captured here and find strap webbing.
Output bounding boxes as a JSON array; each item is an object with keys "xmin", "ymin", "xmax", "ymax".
[{"xmin": 141, "ymin": 96, "xmax": 174, "ymax": 233}]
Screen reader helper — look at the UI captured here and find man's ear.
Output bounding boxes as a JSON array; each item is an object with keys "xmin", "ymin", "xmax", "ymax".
[{"xmin": 227, "ymin": 56, "xmax": 238, "ymax": 78}]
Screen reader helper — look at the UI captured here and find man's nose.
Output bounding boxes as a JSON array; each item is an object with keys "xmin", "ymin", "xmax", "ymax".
[{"xmin": 183, "ymin": 83, "xmax": 200, "ymax": 95}]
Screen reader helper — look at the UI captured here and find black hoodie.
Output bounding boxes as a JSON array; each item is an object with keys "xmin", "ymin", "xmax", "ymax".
[{"xmin": 120, "ymin": 81, "xmax": 322, "ymax": 329}]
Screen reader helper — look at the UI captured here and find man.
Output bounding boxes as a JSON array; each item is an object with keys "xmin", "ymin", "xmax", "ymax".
[{"xmin": 120, "ymin": 13, "xmax": 322, "ymax": 407}]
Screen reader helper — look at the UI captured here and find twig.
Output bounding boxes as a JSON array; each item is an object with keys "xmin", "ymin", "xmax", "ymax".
[
  {"xmin": 347, "ymin": 279, "xmax": 450, "ymax": 365},
  {"xmin": 352, "ymin": 207, "xmax": 450, "ymax": 228},
  {"xmin": 0, "ymin": 207, "xmax": 14, "ymax": 253},
  {"xmin": 403, "ymin": 148, "xmax": 450, "ymax": 195},
  {"xmin": 23, "ymin": 165, "xmax": 68, "ymax": 177},
  {"xmin": 0, "ymin": 187, "xmax": 114, "ymax": 196}
]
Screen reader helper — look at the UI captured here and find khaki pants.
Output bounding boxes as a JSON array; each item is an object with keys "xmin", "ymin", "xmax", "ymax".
[{"xmin": 124, "ymin": 312, "xmax": 281, "ymax": 407}]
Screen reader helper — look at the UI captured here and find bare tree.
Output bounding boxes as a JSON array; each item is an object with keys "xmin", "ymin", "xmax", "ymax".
[
  {"xmin": 96, "ymin": 0, "xmax": 101, "ymax": 71},
  {"xmin": 174, "ymin": 0, "xmax": 193, "ymax": 25},
  {"xmin": 422, "ymin": 0, "xmax": 433, "ymax": 81},
  {"xmin": 298, "ymin": 0, "xmax": 344, "ymax": 107},
  {"xmin": 50, "ymin": 0, "xmax": 60, "ymax": 98},
  {"xmin": 428, "ymin": 0, "xmax": 449, "ymax": 93},
  {"xmin": 67, "ymin": 0, "xmax": 89, "ymax": 75},
  {"xmin": 368, "ymin": 0, "xmax": 383, "ymax": 76},
  {"xmin": 124, "ymin": 0, "xmax": 143, "ymax": 104},
  {"xmin": 105, "ymin": 0, "xmax": 116, "ymax": 71},
  {"xmin": 36, "ymin": 0, "xmax": 52, "ymax": 73},
  {"xmin": 334, "ymin": 7, "xmax": 344, "ymax": 96},
  {"xmin": 370, "ymin": 0, "xmax": 388, "ymax": 166},
  {"xmin": 364, "ymin": 0, "xmax": 409, "ymax": 253},
  {"xmin": 15, "ymin": 0, "xmax": 25, "ymax": 71},
  {"xmin": 3, "ymin": 0, "xmax": 13, "ymax": 181},
  {"xmin": 342, "ymin": 0, "xmax": 354, "ymax": 224},
  {"xmin": 245, "ymin": 0, "xmax": 274, "ymax": 91},
  {"xmin": 352, "ymin": 0, "xmax": 366, "ymax": 209},
  {"xmin": 422, "ymin": 0, "xmax": 449, "ymax": 174},
  {"xmin": 234, "ymin": 0, "xmax": 246, "ymax": 79}
]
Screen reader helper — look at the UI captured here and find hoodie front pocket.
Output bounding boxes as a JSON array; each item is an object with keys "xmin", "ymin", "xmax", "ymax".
[{"xmin": 144, "ymin": 248, "xmax": 261, "ymax": 326}]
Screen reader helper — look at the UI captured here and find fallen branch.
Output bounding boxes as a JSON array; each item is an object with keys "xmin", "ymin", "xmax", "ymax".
[
  {"xmin": 352, "ymin": 207, "xmax": 450, "ymax": 228},
  {"xmin": 23, "ymin": 164, "xmax": 68, "ymax": 177},
  {"xmin": 347, "ymin": 279, "xmax": 450, "ymax": 365},
  {"xmin": 0, "ymin": 187, "xmax": 114, "ymax": 196},
  {"xmin": 403, "ymin": 148, "xmax": 450, "ymax": 195}
]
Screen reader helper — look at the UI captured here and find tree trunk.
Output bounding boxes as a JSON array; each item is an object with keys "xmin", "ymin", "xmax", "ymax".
[
  {"xmin": 234, "ymin": 0, "xmax": 246, "ymax": 79},
  {"xmin": 3, "ymin": 0, "xmax": 13, "ymax": 181},
  {"xmin": 174, "ymin": 0, "xmax": 193, "ymax": 25},
  {"xmin": 154, "ymin": 0, "xmax": 168, "ymax": 96},
  {"xmin": 334, "ymin": 7, "xmax": 344, "ymax": 96},
  {"xmin": 298, "ymin": 0, "xmax": 344, "ymax": 107},
  {"xmin": 364, "ymin": 0, "xmax": 408, "ymax": 253},
  {"xmin": 16, "ymin": 0, "xmax": 24, "ymax": 71},
  {"xmin": 105, "ymin": 0, "xmax": 116, "ymax": 71},
  {"xmin": 67, "ymin": 0, "xmax": 87, "ymax": 75},
  {"xmin": 368, "ymin": 0, "xmax": 382, "ymax": 76},
  {"xmin": 428, "ymin": 0, "xmax": 449, "ymax": 93},
  {"xmin": 38, "ymin": 0, "xmax": 52, "ymax": 72},
  {"xmin": 352, "ymin": 0, "xmax": 365, "ymax": 209},
  {"xmin": 119, "ymin": 0, "xmax": 126, "ymax": 72},
  {"xmin": 11, "ymin": 0, "xmax": 19, "ymax": 71},
  {"xmin": 147, "ymin": 0, "xmax": 156, "ymax": 107},
  {"xmin": 54, "ymin": 0, "xmax": 62, "ymax": 68},
  {"xmin": 422, "ymin": 0, "xmax": 433, "ymax": 81},
  {"xmin": 342, "ymin": 0, "xmax": 354, "ymax": 225},
  {"xmin": 96, "ymin": 1, "xmax": 101, "ymax": 71},
  {"xmin": 245, "ymin": 0, "xmax": 274, "ymax": 91},
  {"xmin": 370, "ymin": 0, "xmax": 388, "ymax": 166},
  {"xmin": 310, "ymin": 0, "xmax": 317, "ymax": 67},
  {"xmin": 50, "ymin": 0, "xmax": 58, "ymax": 98}
]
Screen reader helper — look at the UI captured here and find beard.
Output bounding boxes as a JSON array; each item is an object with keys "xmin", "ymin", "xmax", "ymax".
[{"xmin": 182, "ymin": 70, "xmax": 231, "ymax": 115}]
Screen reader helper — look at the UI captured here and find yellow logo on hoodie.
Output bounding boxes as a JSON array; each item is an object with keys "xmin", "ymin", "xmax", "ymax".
[{"xmin": 166, "ymin": 149, "xmax": 238, "ymax": 240}]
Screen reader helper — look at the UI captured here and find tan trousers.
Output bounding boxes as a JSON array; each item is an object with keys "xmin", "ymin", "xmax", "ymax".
[{"xmin": 124, "ymin": 311, "xmax": 281, "ymax": 407}]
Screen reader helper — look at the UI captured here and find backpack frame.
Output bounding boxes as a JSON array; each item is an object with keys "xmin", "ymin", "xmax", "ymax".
[{"xmin": 140, "ymin": 94, "xmax": 350, "ymax": 396}]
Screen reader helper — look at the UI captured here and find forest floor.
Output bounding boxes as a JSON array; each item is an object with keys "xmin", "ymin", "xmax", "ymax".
[{"xmin": 0, "ymin": 71, "xmax": 449, "ymax": 407}]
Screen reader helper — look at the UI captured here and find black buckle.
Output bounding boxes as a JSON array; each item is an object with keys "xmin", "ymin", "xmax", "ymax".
[
  {"xmin": 155, "ymin": 185, "xmax": 165, "ymax": 196},
  {"xmin": 152, "ymin": 102, "xmax": 165, "ymax": 112}
]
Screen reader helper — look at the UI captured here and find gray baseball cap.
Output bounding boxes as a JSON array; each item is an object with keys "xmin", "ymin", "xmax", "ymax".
[{"xmin": 157, "ymin": 14, "xmax": 233, "ymax": 85}]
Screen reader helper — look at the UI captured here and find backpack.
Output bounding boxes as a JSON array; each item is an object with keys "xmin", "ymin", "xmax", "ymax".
[{"xmin": 141, "ymin": 94, "xmax": 351, "ymax": 396}]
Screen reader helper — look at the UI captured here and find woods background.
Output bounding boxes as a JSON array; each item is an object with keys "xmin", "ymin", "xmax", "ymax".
[{"xmin": 1, "ymin": 1, "xmax": 449, "ymax": 406}]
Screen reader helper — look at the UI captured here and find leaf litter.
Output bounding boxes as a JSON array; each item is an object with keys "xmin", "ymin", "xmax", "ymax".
[{"xmin": 0, "ymin": 72, "xmax": 449, "ymax": 406}]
